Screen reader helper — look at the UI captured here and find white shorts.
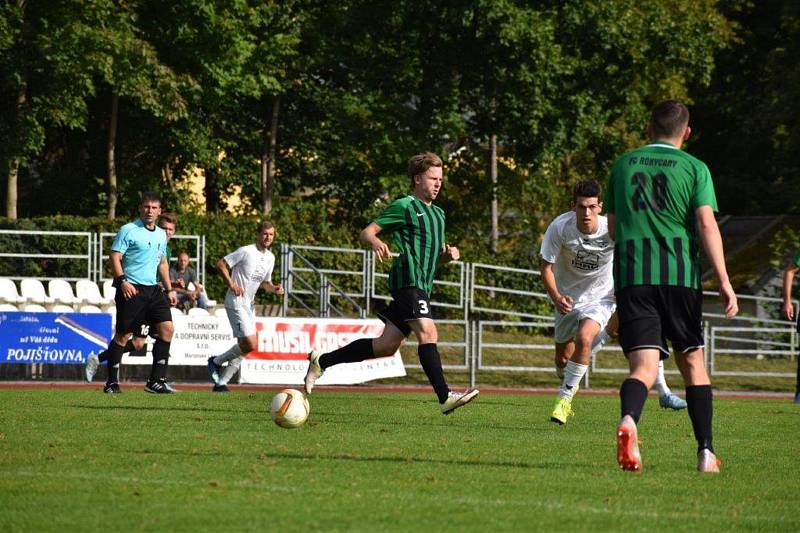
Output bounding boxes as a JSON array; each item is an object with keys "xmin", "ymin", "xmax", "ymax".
[
  {"xmin": 553, "ymin": 301, "xmax": 616, "ymax": 344},
  {"xmin": 225, "ymin": 303, "xmax": 256, "ymax": 338}
]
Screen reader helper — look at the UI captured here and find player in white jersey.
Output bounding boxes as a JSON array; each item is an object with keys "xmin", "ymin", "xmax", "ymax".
[
  {"xmin": 206, "ymin": 221, "xmax": 284, "ymax": 392},
  {"xmin": 541, "ymin": 181, "xmax": 686, "ymax": 424}
]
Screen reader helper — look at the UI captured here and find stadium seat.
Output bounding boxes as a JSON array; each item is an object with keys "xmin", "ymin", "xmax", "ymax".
[
  {"xmin": 22, "ymin": 303, "xmax": 48, "ymax": 313},
  {"xmin": 0, "ymin": 278, "xmax": 25, "ymax": 304},
  {"xmin": 0, "ymin": 303, "xmax": 18, "ymax": 311},
  {"xmin": 48, "ymin": 279, "xmax": 80, "ymax": 305},
  {"xmin": 102, "ymin": 279, "xmax": 116, "ymax": 301},
  {"xmin": 213, "ymin": 307, "xmax": 228, "ymax": 317},
  {"xmin": 187, "ymin": 307, "xmax": 209, "ymax": 316},
  {"xmin": 51, "ymin": 304, "xmax": 76, "ymax": 313},
  {"xmin": 76, "ymin": 279, "xmax": 109, "ymax": 306},
  {"xmin": 170, "ymin": 307, "xmax": 184, "ymax": 321},
  {"xmin": 20, "ymin": 279, "xmax": 54, "ymax": 305},
  {"xmin": 79, "ymin": 305, "xmax": 104, "ymax": 313}
]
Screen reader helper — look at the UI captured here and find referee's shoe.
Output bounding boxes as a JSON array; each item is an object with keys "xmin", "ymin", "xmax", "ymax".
[{"xmin": 144, "ymin": 378, "xmax": 174, "ymax": 394}]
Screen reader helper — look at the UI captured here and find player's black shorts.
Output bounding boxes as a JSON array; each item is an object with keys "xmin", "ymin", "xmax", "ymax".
[
  {"xmin": 377, "ymin": 287, "xmax": 433, "ymax": 337},
  {"xmin": 616, "ymin": 285, "xmax": 704, "ymax": 359},
  {"xmin": 115, "ymin": 284, "xmax": 172, "ymax": 337}
]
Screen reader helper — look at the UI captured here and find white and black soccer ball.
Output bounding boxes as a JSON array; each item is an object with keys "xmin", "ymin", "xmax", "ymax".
[{"xmin": 270, "ymin": 388, "xmax": 310, "ymax": 429}]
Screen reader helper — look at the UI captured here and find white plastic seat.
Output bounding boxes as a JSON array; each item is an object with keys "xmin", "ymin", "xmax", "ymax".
[
  {"xmin": 170, "ymin": 307, "xmax": 184, "ymax": 321},
  {"xmin": 102, "ymin": 279, "xmax": 116, "ymax": 301},
  {"xmin": 21, "ymin": 279, "xmax": 54, "ymax": 305},
  {"xmin": 214, "ymin": 307, "xmax": 228, "ymax": 317},
  {"xmin": 76, "ymin": 279, "xmax": 109, "ymax": 306},
  {"xmin": 49, "ymin": 279, "xmax": 80, "ymax": 305},
  {"xmin": 0, "ymin": 303, "xmax": 18, "ymax": 311},
  {"xmin": 51, "ymin": 304, "xmax": 76, "ymax": 313},
  {"xmin": 0, "ymin": 278, "xmax": 25, "ymax": 304},
  {"xmin": 187, "ymin": 307, "xmax": 209, "ymax": 316},
  {"xmin": 79, "ymin": 305, "xmax": 104, "ymax": 314},
  {"xmin": 23, "ymin": 303, "xmax": 48, "ymax": 313}
]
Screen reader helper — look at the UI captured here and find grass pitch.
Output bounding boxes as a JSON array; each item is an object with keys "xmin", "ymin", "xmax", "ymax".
[{"xmin": 1, "ymin": 387, "xmax": 799, "ymax": 531}]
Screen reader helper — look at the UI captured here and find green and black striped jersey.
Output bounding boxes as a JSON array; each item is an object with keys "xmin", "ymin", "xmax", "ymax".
[
  {"xmin": 606, "ymin": 143, "xmax": 718, "ymax": 290},
  {"xmin": 374, "ymin": 195, "xmax": 446, "ymax": 295}
]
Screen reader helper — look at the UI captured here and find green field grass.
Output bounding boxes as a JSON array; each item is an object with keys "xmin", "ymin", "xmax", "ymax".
[{"xmin": 1, "ymin": 388, "xmax": 799, "ymax": 531}]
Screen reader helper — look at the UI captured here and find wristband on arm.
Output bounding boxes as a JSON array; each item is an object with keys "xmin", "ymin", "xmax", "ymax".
[{"xmin": 112, "ymin": 275, "xmax": 128, "ymax": 288}]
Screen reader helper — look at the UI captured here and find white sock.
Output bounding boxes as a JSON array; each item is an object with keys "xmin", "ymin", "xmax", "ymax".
[
  {"xmin": 217, "ymin": 356, "xmax": 242, "ymax": 386},
  {"xmin": 653, "ymin": 360, "xmax": 671, "ymax": 396},
  {"xmin": 591, "ymin": 330, "xmax": 609, "ymax": 355},
  {"xmin": 559, "ymin": 360, "xmax": 588, "ymax": 401},
  {"xmin": 213, "ymin": 344, "xmax": 242, "ymax": 366}
]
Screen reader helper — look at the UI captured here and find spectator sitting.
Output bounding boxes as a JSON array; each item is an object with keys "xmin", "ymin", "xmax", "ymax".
[{"xmin": 170, "ymin": 251, "xmax": 209, "ymax": 310}]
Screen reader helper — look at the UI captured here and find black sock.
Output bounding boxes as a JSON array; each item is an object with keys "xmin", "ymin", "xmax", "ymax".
[
  {"xmin": 620, "ymin": 378, "xmax": 648, "ymax": 424},
  {"xmin": 106, "ymin": 342, "xmax": 125, "ymax": 384},
  {"xmin": 125, "ymin": 339, "xmax": 136, "ymax": 353},
  {"xmin": 98, "ymin": 349, "xmax": 108, "ymax": 363},
  {"xmin": 151, "ymin": 339, "xmax": 171, "ymax": 381},
  {"xmin": 418, "ymin": 343, "xmax": 450, "ymax": 404},
  {"xmin": 319, "ymin": 338, "xmax": 374, "ymax": 369},
  {"xmin": 686, "ymin": 385, "xmax": 714, "ymax": 453}
]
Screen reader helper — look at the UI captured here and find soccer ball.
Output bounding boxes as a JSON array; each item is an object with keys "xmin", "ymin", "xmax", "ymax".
[{"xmin": 269, "ymin": 388, "xmax": 310, "ymax": 429}]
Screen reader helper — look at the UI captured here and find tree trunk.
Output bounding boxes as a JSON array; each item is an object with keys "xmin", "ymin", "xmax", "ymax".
[
  {"xmin": 490, "ymin": 133, "xmax": 498, "ymax": 254},
  {"xmin": 107, "ymin": 91, "xmax": 119, "ymax": 220},
  {"xmin": 261, "ymin": 95, "xmax": 280, "ymax": 215},
  {"xmin": 204, "ymin": 166, "xmax": 220, "ymax": 212},
  {"xmin": 5, "ymin": 78, "xmax": 27, "ymax": 219}
]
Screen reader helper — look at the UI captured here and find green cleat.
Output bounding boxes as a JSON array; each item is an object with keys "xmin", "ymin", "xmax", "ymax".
[{"xmin": 550, "ymin": 397, "xmax": 574, "ymax": 425}]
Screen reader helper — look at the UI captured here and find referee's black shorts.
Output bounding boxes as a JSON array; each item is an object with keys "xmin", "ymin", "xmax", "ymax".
[
  {"xmin": 114, "ymin": 284, "xmax": 172, "ymax": 336},
  {"xmin": 616, "ymin": 285, "xmax": 704, "ymax": 359}
]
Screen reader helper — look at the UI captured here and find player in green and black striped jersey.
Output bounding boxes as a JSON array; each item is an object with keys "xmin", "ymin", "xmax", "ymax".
[
  {"xmin": 303, "ymin": 152, "xmax": 478, "ymax": 415},
  {"xmin": 606, "ymin": 100, "xmax": 738, "ymax": 473}
]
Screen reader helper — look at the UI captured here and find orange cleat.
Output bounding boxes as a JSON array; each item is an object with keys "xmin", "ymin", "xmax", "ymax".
[{"xmin": 616, "ymin": 415, "xmax": 642, "ymax": 472}]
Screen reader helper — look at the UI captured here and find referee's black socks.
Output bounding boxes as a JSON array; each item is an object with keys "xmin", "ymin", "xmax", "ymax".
[
  {"xmin": 105, "ymin": 341, "xmax": 125, "ymax": 384},
  {"xmin": 150, "ymin": 339, "xmax": 171, "ymax": 381},
  {"xmin": 686, "ymin": 384, "xmax": 714, "ymax": 453},
  {"xmin": 419, "ymin": 343, "xmax": 450, "ymax": 404}
]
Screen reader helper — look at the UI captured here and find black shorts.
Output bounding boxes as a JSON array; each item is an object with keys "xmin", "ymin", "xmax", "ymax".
[
  {"xmin": 115, "ymin": 284, "xmax": 172, "ymax": 337},
  {"xmin": 616, "ymin": 285, "xmax": 704, "ymax": 359},
  {"xmin": 377, "ymin": 287, "xmax": 433, "ymax": 337}
]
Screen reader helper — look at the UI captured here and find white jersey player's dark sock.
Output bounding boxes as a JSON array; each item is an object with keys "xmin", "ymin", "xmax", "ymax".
[
  {"xmin": 686, "ymin": 385, "xmax": 714, "ymax": 453},
  {"xmin": 319, "ymin": 338, "xmax": 374, "ymax": 369},
  {"xmin": 620, "ymin": 378, "xmax": 648, "ymax": 423},
  {"xmin": 418, "ymin": 343, "xmax": 449, "ymax": 404}
]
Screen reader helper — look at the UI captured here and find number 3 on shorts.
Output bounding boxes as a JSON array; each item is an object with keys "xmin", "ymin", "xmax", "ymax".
[{"xmin": 418, "ymin": 300, "xmax": 429, "ymax": 315}]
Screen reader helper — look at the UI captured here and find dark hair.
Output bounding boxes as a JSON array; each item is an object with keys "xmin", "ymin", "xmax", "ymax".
[
  {"xmin": 407, "ymin": 152, "xmax": 443, "ymax": 188},
  {"xmin": 140, "ymin": 191, "xmax": 162, "ymax": 205},
  {"xmin": 158, "ymin": 212, "xmax": 177, "ymax": 226},
  {"xmin": 573, "ymin": 180, "xmax": 602, "ymax": 202},
  {"xmin": 258, "ymin": 220, "xmax": 274, "ymax": 233},
  {"xmin": 650, "ymin": 100, "xmax": 689, "ymax": 139}
]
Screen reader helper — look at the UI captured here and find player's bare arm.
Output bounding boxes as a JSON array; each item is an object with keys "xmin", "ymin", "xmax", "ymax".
[
  {"xmin": 360, "ymin": 222, "xmax": 391, "ymax": 263},
  {"xmin": 782, "ymin": 263, "xmax": 799, "ymax": 321},
  {"xmin": 217, "ymin": 258, "xmax": 244, "ymax": 296},
  {"xmin": 261, "ymin": 281, "xmax": 285, "ymax": 295},
  {"xmin": 110, "ymin": 251, "xmax": 138, "ymax": 300},
  {"xmin": 540, "ymin": 259, "xmax": 573, "ymax": 314},
  {"xmin": 607, "ymin": 213, "xmax": 616, "ymax": 241},
  {"xmin": 159, "ymin": 256, "xmax": 178, "ymax": 306},
  {"xmin": 696, "ymin": 205, "xmax": 738, "ymax": 319}
]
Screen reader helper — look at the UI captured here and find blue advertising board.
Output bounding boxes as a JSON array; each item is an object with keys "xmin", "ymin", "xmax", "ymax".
[{"xmin": 0, "ymin": 311, "xmax": 112, "ymax": 364}]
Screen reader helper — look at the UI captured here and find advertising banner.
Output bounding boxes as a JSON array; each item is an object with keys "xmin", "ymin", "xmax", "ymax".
[
  {"xmin": 239, "ymin": 317, "xmax": 406, "ymax": 385},
  {"xmin": 0, "ymin": 311, "xmax": 112, "ymax": 364}
]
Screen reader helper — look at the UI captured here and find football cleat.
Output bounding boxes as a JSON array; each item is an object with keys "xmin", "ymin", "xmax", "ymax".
[
  {"xmin": 697, "ymin": 448, "xmax": 721, "ymax": 473},
  {"xmin": 440, "ymin": 389, "xmax": 479, "ymax": 415},
  {"xmin": 103, "ymin": 382, "xmax": 122, "ymax": 394},
  {"xmin": 550, "ymin": 397, "xmax": 575, "ymax": 425},
  {"xmin": 212, "ymin": 384, "xmax": 230, "ymax": 393},
  {"xmin": 304, "ymin": 349, "xmax": 324, "ymax": 394},
  {"xmin": 144, "ymin": 379, "xmax": 174, "ymax": 394},
  {"xmin": 616, "ymin": 415, "xmax": 642, "ymax": 472},
  {"xmin": 659, "ymin": 393, "xmax": 688, "ymax": 410},
  {"xmin": 162, "ymin": 381, "xmax": 180, "ymax": 393},
  {"xmin": 84, "ymin": 353, "xmax": 101, "ymax": 383},
  {"xmin": 207, "ymin": 357, "xmax": 221, "ymax": 384}
]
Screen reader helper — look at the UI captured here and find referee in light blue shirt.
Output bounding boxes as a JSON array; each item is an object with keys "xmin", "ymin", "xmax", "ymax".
[{"xmin": 85, "ymin": 192, "xmax": 178, "ymax": 394}]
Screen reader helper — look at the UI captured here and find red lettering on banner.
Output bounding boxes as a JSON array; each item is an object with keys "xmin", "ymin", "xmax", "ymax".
[{"xmin": 246, "ymin": 319, "xmax": 384, "ymax": 360}]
